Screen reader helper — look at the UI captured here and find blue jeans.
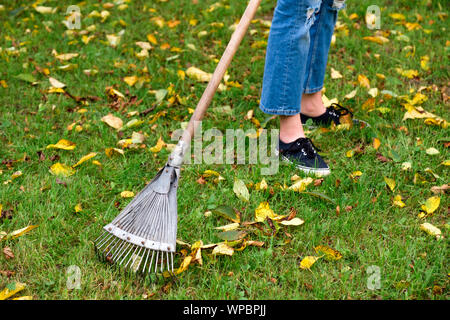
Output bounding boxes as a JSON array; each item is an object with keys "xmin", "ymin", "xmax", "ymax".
[{"xmin": 260, "ymin": 0, "xmax": 346, "ymax": 116}]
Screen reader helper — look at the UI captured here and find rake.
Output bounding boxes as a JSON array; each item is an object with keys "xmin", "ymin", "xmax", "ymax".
[{"xmin": 94, "ymin": 0, "xmax": 262, "ymax": 276}]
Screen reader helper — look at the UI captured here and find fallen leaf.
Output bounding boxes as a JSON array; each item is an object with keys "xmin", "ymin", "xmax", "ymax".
[
  {"xmin": 233, "ymin": 178, "xmax": 250, "ymax": 202},
  {"xmin": 49, "ymin": 163, "xmax": 76, "ymax": 177},
  {"xmin": 384, "ymin": 177, "xmax": 396, "ymax": 192},
  {"xmin": 0, "ymin": 282, "xmax": 26, "ymax": 300},
  {"xmin": 46, "ymin": 139, "xmax": 76, "ymax": 151},
  {"xmin": 255, "ymin": 202, "xmax": 285, "ymax": 222},
  {"xmin": 101, "ymin": 113, "xmax": 123, "ymax": 130},
  {"xmin": 420, "ymin": 196, "xmax": 440, "ymax": 214},
  {"xmin": 393, "ymin": 195, "xmax": 406, "ymax": 208},
  {"xmin": 121, "ymin": 191, "xmax": 135, "ymax": 198},
  {"xmin": 105, "ymin": 148, "xmax": 124, "ymax": 157},
  {"xmin": 426, "ymin": 148, "xmax": 440, "ymax": 155},
  {"xmin": 420, "ymin": 223, "xmax": 443, "ymax": 240},
  {"xmin": 314, "ymin": 245, "xmax": 342, "ymax": 261},
  {"xmin": 289, "ymin": 177, "xmax": 313, "ymax": 192},
  {"xmin": 215, "ymin": 223, "xmax": 240, "ymax": 232},
  {"xmin": 300, "ymin": 256, "xmax": 320, "ymax": 270},
  {"xmin": 217, "ymin": 230, "xmax": 247, "ymax": 241},
  {"xmin": 212, "ymin": 205, "xmax": 240, "ymax": 223},
  {"xmin": 149, "ymin": 137, "xmax": 166, "ymax": 153},
  {"xmin": 74, "ymin": 203, "xmax": 83, "ymax": 213},
  {"xmin": 72, "ymin": 152, "xmax": 97, "ymax": 168},
  {"xmin": 212, "ymin": 243, "xmax": 234, "ymax": 256},
  {"xmin": 3, "ymin": 247, "xmax": 14, "ymax": 259},
  {"xmin": 186, "ymin": 67, "xmax": 211, "ymax": 82},
  {"xmin": 280, "ymin": 218, "xmax": 304, "ymax": 226}
]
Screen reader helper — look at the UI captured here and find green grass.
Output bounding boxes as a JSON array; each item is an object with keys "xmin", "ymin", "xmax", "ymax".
[{"xmin": 0, "ymin": 0, "xmax": 448, "ymax": 300}]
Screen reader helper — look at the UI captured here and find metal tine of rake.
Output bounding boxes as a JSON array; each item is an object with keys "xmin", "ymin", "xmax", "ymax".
[{"xmin": 94, "ymin": 0, "xmax": 262, "ymax": 276}]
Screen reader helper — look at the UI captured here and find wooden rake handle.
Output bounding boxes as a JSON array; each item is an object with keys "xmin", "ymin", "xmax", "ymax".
[{"xmin": 170, "ymin": 0, "xmax": 262, "ymax": 166}]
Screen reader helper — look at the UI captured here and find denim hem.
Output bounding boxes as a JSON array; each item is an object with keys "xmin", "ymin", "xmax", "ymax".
[
  {"xmin": 259, "ymin": 103, "xmax": 299, "ymax": 116},
  {"xmin": 304, "ymin": 86, "xmax": 323, "ymax": 94}
]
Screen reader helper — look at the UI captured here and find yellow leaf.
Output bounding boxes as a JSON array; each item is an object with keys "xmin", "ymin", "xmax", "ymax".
[
  {"xmin": 396, "ymin": 68, "xmax": 419, "ymax": 79},
  {"xmin": 363, "ymin": 36, "xmax": 389, "ymax": 45},
  {"xmin": 7, "ymin": 225, "xmax": 38, "ymax": 240},
  {"xmin": 72, "ymin": 152, "xmax": 97, "ymax": 168},
  {"xmin": 12, "ymin": 296, "xmax": 33, "ymax": 300},
  {"xmin": 55, "ymin": 53, "xmax": 78, "ymax": 61},
  {"xmin": 120, "ymin": 191, "xmax": 135, "ymax": 198},
  {"xmin": 357, "ymin": 74, "xmax": 370, "ymax": 88},
  {"xmin": 255, "ymin": 178, "xmax": 268, "ymax": 191},
  {"xmin": 389, "ymin": 13, "xmax": 406, "ymax": 20},
  {"xmin": 346, "ymin": 149, "xmax": 354, "ymax": 158},
  {"xmin": 0, "ymin": 282, "xmax": 26, "ymax": 300},
  {"xmin": 420, "ymin": 223, "xmax": 443, "ymax": 240},
  {"xmin": 177, "ymin": 70, "xmax": 185, "ymax": 80},
  {"xmin": 393, "ymin": 195, "xmax": 406, "ymax": 208},
  {"xmin": 101, "ymin": 113, "xmax": 123, "ymax": 130},
  {"xmin": 105, "ymin": 148, "xmax": 124, "ymax": 157},
  {"xmin": 350, "ymin": 171, "xmax": 363, "ymax": 179},
  {"xmin": 212, "ymin": 243, "xmax": 234, "ymax": 256},
  {"xmin": 373, "ymin": 138, "xmax": 381, "ymax": 150},
  {"xmin": 314, "ymin": 245, "xmax": 343, "ymax": 261},
  {"xmin": 49, "ymin": 77, "xmax": 66, "ymax": 89},
  {"xmin": 11, "ymin": 171, "xmax": 22, "ymax": 180},
  {"xmin": 384, "ymin": 176, "xmax": 396, "ymax": 192},
  {"xmin": 123, "ymin": 76, "xmax": 138, "ymax": 87},
  {"xmin": 186, "ymin": 67, "xmax": 211, "ymax": 82},
  {"xmin": 146, "ymin": 34, "xmax": 157, "ymax": 44},
  {"xmin": 288, "ymin": 177, "xmax": 313, "ymax": 192},
  {"xmin": 176, "ymin": 255, "xmax": 193, "ymax": 274},
  {"xmin": 49, "ymin": 163, "xmax": 76, "ymax": 177},
  {"xmin": 74, "ymin": 203, "xmax": 83, "ymax": 213},
  {"xmin": 233, "ymin": 178, "xmax": 250, "ymax": 202},
  {"xmin": 149, "ymin": 137, "xmax": 166, "ymax": 153},
  {"xmin": 421, "ymin": 196, "xmax": 440, "ymax": 214},
  {"xmin": 330, "ymin": 67, "xmax": 343, "ymax": 79},
  {"xmin": 255, "ymin": 202, "xmax": 285, "ymax": 222},
  {"xmin": 420, "ymin": 55, "xmax": 430, "ymax": 71},
  {"xmin": 46, "ymin": 139, "xmax": 76, "ymax": 151},
  {"xmin": 299, "ymin": 256, "xmax": 320, "ymax": 270},
  {"xmin": 441, "ymin": 160, "xmax": 450, "ymax": 166}
]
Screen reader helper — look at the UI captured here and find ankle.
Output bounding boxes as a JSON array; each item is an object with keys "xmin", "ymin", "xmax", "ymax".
[{"xmin": 301, "ymin": 92, "xmax": 326, "ymax": 117}]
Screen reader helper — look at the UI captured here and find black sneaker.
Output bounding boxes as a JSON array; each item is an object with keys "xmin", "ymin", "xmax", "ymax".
[
  {"xmin": 300, "ymin": 103, "xmax": 369, "ymax": 128},
  {"xmin": 277, "ymin": 137, "xmax": 330, "ymax": 176}
]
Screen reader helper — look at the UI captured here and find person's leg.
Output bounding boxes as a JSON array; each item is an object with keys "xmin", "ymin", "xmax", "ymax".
[
  {"xmin": 260, "ymin": 0, "xmax": 322, "ymax": 142},
  {"xmin": 259, "ymin": 0, "xmax": 330, "ymax": 176},
  {"xmin": 301, "ymin": 0, "xmax": 346, "ymax": 118}
]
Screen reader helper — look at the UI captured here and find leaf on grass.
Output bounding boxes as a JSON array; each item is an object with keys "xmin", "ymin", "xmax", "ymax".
[
  {"xmin": 149, "ymin": 137, "xmax": 165, "ymax": 153},
  {"xmin": 46, "ymin": 139, "xmax": 76, "ymax": 150},
  {"xmin": 215, "ymin": 223, "xmax": 240, "ymax": 232},
  {"xmin": 217, "ymin": 230, "xmax": 247, "ymax": 241},
  {"xmin": 212, "ymin": 205, "xmax": 240, "ymax": 223},
  {"xmin": 105, "ymin": 148, "xmax": 124, "ymax": 157},
  {"xmin": 314, "ymin": 245, "xmax": 343, "ymax": 261},
  {"xmin": 384, "ymin": 177, "xmax": 396, "ymax": 192},
  {"xmin": 101, "ymin": 113, "xmax": 123, "ymax": 130},
  {"xmin": 300, "ymin": 256, "xmax": 320, "ymax": 270},
  {"xmin": 373, "ymin": 138, "xmax": 381, "ymax": 150},
  {"xmin": 49, "ymin": 163, "xmax": 75, "ymax": 177},
  {"xmin": 212, "ymin": 243, "xmax": 234, "ymax": 256},
  {"xmin": 233, "ymin": 178, "xmax": 249, "ymax": 202},
  {"xmin": 420, "ymin": 196, "xmax": 440, "ymax": 214},
  {"xmin": 186, "ymin": 67, "xmax": 211, "ymax": 82},
  {"xmin": 74, "ymin": 203, "xmax": 83, "ymax": 213},
  {"xmin": 420, "ymin": 223, "xmax": 443, "ymax": 240},
  {"xmin": 72, "ymin": 152, "xmax": 97, "ymax": 168},
  {"xmin": 357, "ymin": 74, "xmax": 370, "ymax": 88},
  {"xmin": 393, "ymin": 195, "xmax": 406, "ymax": 208},
  {"xmin": 289, "ymin": 177, "xmax": 313, "ymax": 192},
  {"xmin": 300, "ymin": 191, "xmax": 335, "ymax": 204},
  {"xmin": 7, "ymin": 225, "xmax": 38, "ymax": 240},
  {"xmin": 280, "ymin": 218, "xmax": 304, "ymax": 226},
  {"xmin": 15, "ymin": 73, "xmax": 37, "ymax": 83},
  {"xmin": 0, "ymin": 282, "xmax": 26, "ymax": 300},
  {"xmin": 48, "ymin": 77, "xmax": 66, "ymax": 88},
  {"xmin": 255, "ymin": 202, "xmax": 285, "ymax": 222},
  {"xmin": 120, "ymin": 191, "xmax": 135, "ymax": 198},
  {"xmin": 426, "ymin": 148, "xmax": 439, "ymax": 155},
  {"xmin": 3, "ymin": 247, "xmax": 14, "ymax": 259}
]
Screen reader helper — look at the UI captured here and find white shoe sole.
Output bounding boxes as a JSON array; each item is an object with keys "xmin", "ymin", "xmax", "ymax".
[
  {"xmin": 302, "ymin": 118, "xmax": 370, "ymax": 130},
  {"xmin": 279, "ymin": 154, "xmax": 331, "ymax": 177}
]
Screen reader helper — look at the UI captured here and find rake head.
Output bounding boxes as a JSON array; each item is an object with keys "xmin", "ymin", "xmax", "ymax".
[{"xmin": 95, "ymin": 163, "xmax": 180, "ymax": 276}]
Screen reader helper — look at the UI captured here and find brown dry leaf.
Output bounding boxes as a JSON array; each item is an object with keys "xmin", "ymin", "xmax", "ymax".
[
  {"xmin": 49, "ymin": 163, "xmax": 76, "ymax": 177},
  {"xmin": 101, "ymin": 113, "xmax": 123, "ymax": 130},
  {"xmin": 3, "ymin": 247, "xmax": 14, "ymax": 259},
  {"xmin": 46, "ymin": 139, "xmax": 76, "ymax": 151},
  {"xmin": 430, "ymin": 184, "xmax": 449, "ymax": 194}
]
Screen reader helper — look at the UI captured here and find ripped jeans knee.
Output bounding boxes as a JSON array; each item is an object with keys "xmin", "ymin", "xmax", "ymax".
[
  {"xmin": 331, "ymin": 0, "xmax": 346, "ymax": 11},
  {"xmin": 306, "ymin": 0, "xmax": 322, "ymax": 28}
]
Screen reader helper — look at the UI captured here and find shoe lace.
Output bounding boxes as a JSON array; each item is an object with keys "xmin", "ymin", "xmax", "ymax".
[
  {"xmin": 328, "ymin": 103, "xmax": 353, "ymax": 122},
  {"xmin": 290, "ymin": 138, "xmax": 321, "ymax": 159}
]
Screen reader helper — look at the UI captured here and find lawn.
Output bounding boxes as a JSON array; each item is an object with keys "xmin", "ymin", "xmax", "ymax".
[{"xmin": 0, "ymin": 0, "xmax": 448, "ymax": 300}]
